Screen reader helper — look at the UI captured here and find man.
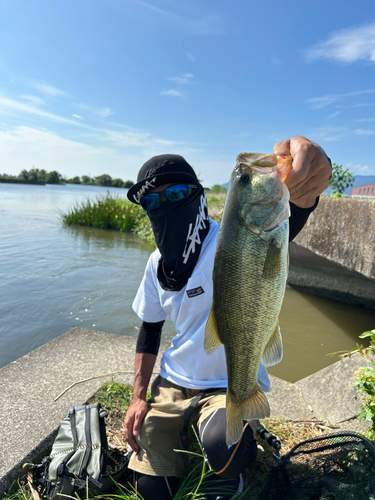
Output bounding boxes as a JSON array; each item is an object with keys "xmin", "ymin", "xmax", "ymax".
[{"xmin": 124, "ymin": 137, "xmax": 331, "ymax": 500}]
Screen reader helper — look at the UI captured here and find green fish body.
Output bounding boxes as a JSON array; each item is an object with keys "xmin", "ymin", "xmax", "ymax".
[{"xmin": 204, "ymin": 153, "xmax": 291, "ymax": 447}]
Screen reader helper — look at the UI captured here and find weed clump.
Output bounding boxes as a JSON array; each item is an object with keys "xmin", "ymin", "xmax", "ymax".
[
  {"xmin": 61, "ymin": 193, "xmax": 155, "ymax": 247},
  {"xmin": 61, "ymin": 193, "xmax": 227, "ymax": 246}
]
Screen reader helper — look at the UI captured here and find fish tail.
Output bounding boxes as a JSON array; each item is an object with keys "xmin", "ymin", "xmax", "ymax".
[{"xmin": 225, "ymin": 385, "xmax": 270, "ymax": 448}]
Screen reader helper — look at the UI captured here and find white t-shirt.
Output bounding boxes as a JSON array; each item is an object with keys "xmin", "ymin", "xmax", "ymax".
[{"xmin": 133, "ymin": 219, "xmax": 270, "ymax": 392}]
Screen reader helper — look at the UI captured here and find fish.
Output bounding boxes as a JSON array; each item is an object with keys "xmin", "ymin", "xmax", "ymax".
[{"xmin": 204, "ymin": 152, "xmax": 292, "ymax": 447}]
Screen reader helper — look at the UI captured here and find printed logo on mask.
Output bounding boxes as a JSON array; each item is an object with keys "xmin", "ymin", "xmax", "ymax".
[
  {"xmin": 186, "ymin": 286, "xmax": 204, "ymax": 298},
  {"xmin": 182, "ymin": 195, "xmax": 208, "ymax": 264}
]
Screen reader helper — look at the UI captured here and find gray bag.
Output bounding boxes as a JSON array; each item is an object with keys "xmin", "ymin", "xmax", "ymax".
[{"xmin": 34, "ymin": 403, "xmax": 128, "ymax": 500}]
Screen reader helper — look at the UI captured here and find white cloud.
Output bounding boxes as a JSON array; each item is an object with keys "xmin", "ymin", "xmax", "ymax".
[
  {"xmin": 20, "ymin": 95, "xmax": 45, "ymax": 106},
  {"xmin": 0, "ymin": 126, "xmax": 145, "ymax": 179},
  {"xmin": 73, "ymin": 103, "xmax": 115, "ymax": 118},
  {"xmin": 328, "ymin": 111, "xmax": 340, "ymax": 118},
  {"xmin": 97, "ymin": 106, "xmax": 115, "ymax": 118},
  {"xmin": 310, "ymin": 125, "xmax": 375, "ymax": 143},
  {"xmin": 345, "ymin": 162, "xmax": 373, "ymax": 173},
  {"xmin": 128, "ymin": 1, "xmax": 224, "ymax": 35},
  {"xmin": 336, "ymin": 103, "xmax": 375, "ymax": 109},
  {"xmin": 310, "ymin": 126, "xmax": 350, "ymax": 142},
  {"xmin": 355, "ymin": 117, "xmax": 375, "ymax": 122},
  {"xmin": 306, "ymin": 89, "xmax": 375, "ymax": 109},
  {"xmin": 102, "ymin": 128, "xmax": 174, "ymax": 148},
  {"xmin": 354, "ymin": 128, "xmax": 375, "ymax": 135},
  {"xmin": 186, "ymin": 52, "xmax": 196, "ymax": 62},
  {"xmin": 28, "ymin": 80, "xmax": 69, "ymax": 97},
  {"xmin": 168, "ymin": 74, "xmax": 195, "ymax": 85},
  {"xmin": 304, "ymin": 22, "xmax": 375, "ymax": 63},
  {"xmin": 0, "ymin": 94, "xmax": 87, "ymax": 127},
  {"xmin": 72, "ymin": 114, "xmax": 84, "ymax": 120},
  {"xmin": 160, "ymin": 89, "xmax": 185, "ymax": 99}
]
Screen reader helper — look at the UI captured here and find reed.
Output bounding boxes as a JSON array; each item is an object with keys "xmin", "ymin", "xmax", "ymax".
[
  {"xmin": 61, "ymin": 194, "xmax": 155, "ymax": 247},
  {"xmin": 61, "ymin": 193, "xmax": 226, "ymax": 248}
]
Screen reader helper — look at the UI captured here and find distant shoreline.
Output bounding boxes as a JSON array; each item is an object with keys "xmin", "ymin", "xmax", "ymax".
[
  {"xmin": 0, "ymin": 178, "xmax": 46, "ymax": 185},
  {"xmin": 0, "ymin": 179, "xmax": 130, "ymax": 188}
]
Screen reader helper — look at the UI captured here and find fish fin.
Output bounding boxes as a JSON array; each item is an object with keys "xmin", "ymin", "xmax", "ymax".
[
  {"xmin": 262, "ymin": 239, "xmax": 282, "ymax": 280},
  {"xmin": 262, "ymin": 321, "xmax": 283, "ymax": 367},
  {"xmin": 226, "ymin": 386, "xmax": 270, "ymax": 448},
  {"xmin": 204, "ymin": 307, "xmax": 222, "ymax": 355}
]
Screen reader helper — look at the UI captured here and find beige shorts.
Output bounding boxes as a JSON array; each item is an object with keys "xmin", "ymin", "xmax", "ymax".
[{"xmin": 128, "ymin": 375, "xmax": 227, "ymax": 477}]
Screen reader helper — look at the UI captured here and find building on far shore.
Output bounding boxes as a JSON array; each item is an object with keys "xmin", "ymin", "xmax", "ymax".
[{"xmin": 351, "ymin": 184, "xmax": 375, "ymax": 196}]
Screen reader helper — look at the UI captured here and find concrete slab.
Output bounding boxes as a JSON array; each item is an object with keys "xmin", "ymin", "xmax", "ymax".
[
  {"xmin": 267, "ymin": 375, "xmax": 313, "ymax": 421},
  {"xmin": 0, "ymin": 328, "xmax": 165, "ymax": 496},
  {"xmin": 295, "ymin": 353, "xmax": 373, "ymax": 432},
  {"xmin": 288, "ymin": 242, "xmax": 375, "ymax": 310}
]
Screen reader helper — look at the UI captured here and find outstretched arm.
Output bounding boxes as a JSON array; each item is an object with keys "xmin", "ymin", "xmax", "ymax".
[{"xmin": 124, "ymin": 320, "xmax": 164, "ymax": 451}]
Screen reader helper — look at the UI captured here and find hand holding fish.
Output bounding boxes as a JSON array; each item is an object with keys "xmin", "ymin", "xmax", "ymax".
[{"xmin": 273, "ymin": 136, "xmax": 331, "ymax": 209}]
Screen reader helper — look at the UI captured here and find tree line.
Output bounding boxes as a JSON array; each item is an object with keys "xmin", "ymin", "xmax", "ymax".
[{"xmin": 0, "ymin": 168, "xmax": 134, "ymax": 188}]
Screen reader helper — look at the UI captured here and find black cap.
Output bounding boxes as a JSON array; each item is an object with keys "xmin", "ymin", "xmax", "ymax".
[{"xmin": 127, "ymin": 154, "xmax": 199, "ymax": 205}]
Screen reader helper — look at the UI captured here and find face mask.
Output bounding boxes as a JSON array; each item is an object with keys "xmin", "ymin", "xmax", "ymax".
[{"xmin": 147, "ymin": 186, "xmax": 209, "ymax": 291}]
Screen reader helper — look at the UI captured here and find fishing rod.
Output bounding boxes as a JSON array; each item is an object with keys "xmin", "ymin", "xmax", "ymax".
[{"xmin": 257, "ymin": 424, "xmax": 281, "ymax": 458}]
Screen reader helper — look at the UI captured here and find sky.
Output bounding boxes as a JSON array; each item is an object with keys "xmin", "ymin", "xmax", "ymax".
[{"xmin": 1, "ymin": 0, "xmax": 375, "ymax": 187}]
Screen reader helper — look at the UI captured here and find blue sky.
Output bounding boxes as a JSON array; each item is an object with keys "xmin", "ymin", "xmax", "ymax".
[{"xmin": 1, "ymin": 0, "xmax": 375, "ymax": 187}]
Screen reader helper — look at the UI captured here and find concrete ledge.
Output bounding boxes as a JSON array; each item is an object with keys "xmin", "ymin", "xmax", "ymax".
[
  {"xmin": 0, "ymin": 328, "xmax": 165, "ymax": 495},
  {"xmin": 1, "ymin": 329, "xmax": 372, "ymax": 495},
  {"xmin": 288, "ymin": 242, "xmax": 375, "ymax": 310},
  {"xmin": 293, "ymin": 197, "xmax": 375, "ymax": 280}
]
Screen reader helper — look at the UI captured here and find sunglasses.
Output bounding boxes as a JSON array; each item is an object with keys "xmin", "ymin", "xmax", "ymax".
[{"xmin": 140, "ymin": 184, "xmax": 197, "ymax": 211}]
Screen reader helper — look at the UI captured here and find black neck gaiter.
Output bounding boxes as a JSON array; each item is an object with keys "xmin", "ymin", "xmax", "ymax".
[{"xmin": 147, "ymin": 186, "xmax": 209, "ymax": 291}]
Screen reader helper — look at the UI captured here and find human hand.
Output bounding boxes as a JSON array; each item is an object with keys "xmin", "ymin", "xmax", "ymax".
[
  {"xmin": 124, "ymin": 397, "xmax": 148, "ymax": 452},
  {"xmin": 273, "ymin": 136, "xmax": 331, "ymax": 209}
]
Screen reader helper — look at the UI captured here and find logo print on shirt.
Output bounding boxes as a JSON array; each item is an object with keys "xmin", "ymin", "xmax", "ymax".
[{"xmin": 186, "ymin": 286, "xmax": 205, "ymax": 298}]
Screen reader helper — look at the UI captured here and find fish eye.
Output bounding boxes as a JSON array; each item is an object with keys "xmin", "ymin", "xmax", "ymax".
[{"xmin": 240, "ymin": 174, "xmax": 249, "ymax": 184}]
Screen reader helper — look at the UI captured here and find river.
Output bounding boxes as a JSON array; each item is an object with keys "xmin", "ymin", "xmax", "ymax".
[{"xmin": 1, "ymin": 182, "xmax": 375, "ymax": 382}]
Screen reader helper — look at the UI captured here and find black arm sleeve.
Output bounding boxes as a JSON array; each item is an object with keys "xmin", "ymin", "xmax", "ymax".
[
  {"xmin": 135, "ymin": 320, "xmax": 165, "ymax": 355},
  {"xmin": 288, "ymin": 155, "xmax": 331, "ymax": 242},
  {"xmin": 289, "ymin": 197, "xmax": 319, "ymax": 242}
]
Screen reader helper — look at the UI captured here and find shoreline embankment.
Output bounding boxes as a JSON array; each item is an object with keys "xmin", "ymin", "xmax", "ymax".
[{"xmin": 0, "ymin": 328, "xmax": 372, "ymax": 496}]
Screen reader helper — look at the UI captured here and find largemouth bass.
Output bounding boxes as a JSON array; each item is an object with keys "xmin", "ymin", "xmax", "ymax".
[{"xmin": 204, "ymin": 153, "xmax": 292, "ymax": 447}]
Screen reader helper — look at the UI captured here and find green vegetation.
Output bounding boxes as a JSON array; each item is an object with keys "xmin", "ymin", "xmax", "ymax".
[
  {"xmin": 346, "ymin": 329, "xmax": 375, "ymax": 441},
  {"xmin": 208, "ymin": 184, "xmax": 227, "ymax": 195},
  {"xmin": 329, "ymin": 163, "xmax": 354, "ymax": 195},
  {"xmin": 61, "ymin": 193, "xmax": 227, "ymax": 247},
  {"xmin": 0, "ymin": 169, "xmax": 134, "ymax": 188},
  {"xmin": 61, "ymin": 193, "xmax": 156, "ymax": 246}
]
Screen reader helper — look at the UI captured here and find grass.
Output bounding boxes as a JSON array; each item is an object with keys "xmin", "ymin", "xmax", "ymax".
[
  {"xmin": 61, "ymin": 193, "xmax": 155, "ymax": 247},
  {"xmin": 7, "ymin": 380, "xmax": 338, "ymax": 500},
  {"xmin": 61, "ymin": 193, "xmax": 226, "ymax": 249}
]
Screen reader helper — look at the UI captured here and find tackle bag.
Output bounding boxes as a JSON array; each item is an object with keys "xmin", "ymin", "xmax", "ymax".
[{"xmin": 32, "ymin": 403, "xmax": 129, "ymax": 500}]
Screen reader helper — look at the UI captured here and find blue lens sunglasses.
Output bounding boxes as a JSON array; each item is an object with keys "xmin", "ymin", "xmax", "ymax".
[{"xmin": 140, "ymin": 184, "xmax": 197, "ymax": 211}]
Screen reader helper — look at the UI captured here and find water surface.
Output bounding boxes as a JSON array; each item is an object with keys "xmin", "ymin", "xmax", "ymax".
[{"xmin": 1, "ymin": 182, "xmax": 375, "ymax": 381}]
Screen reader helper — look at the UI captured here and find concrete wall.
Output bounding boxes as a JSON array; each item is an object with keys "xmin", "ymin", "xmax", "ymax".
[{"xmin": 294, "ymin": 197, "xmax": 375, "ymax": 280}]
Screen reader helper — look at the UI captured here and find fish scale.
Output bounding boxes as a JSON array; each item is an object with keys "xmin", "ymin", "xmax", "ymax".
[{"xmin": 204, "ymin": 153, "xmax": 291, "ymax": 447}]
